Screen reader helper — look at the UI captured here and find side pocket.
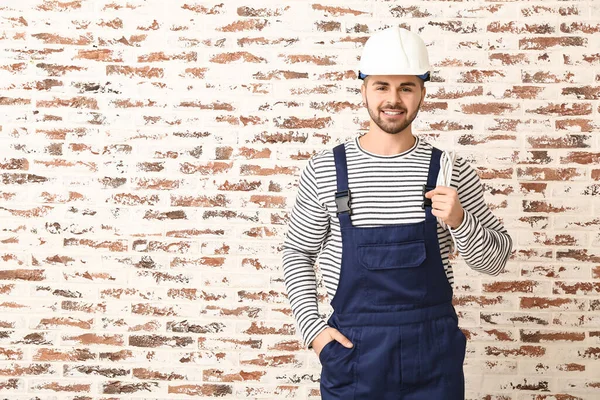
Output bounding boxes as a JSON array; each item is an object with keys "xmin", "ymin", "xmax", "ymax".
[
  {"xmin": 318, "ymin": 339, "xmax": 336, "ymax": 364},
  {"xmin": 319, "ymin": 330, "xmax": 356, "ymax": 364},
  {"xmin": 319, "ymin": 329, "xmax": 359, "ymax": 399}
]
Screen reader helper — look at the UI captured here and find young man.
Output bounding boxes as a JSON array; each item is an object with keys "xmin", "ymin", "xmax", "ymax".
[{"xmin": 282, "ymin": 27, "xmax": 512, "ymax": 399}]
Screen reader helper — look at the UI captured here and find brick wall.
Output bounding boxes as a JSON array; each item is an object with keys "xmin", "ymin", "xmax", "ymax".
[{"xmin": 0, "ymin": 0, "xmax": 599, "ymax": 398}]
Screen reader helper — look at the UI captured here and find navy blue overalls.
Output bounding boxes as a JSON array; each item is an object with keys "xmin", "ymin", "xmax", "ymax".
[{"xmin": 318, "ymin": 144, "xmax": 466, "ymax": 399}]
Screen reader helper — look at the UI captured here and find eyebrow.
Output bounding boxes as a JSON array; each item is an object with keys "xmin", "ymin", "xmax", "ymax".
[{"xmin": 371, "ymin": 81, "xmax": 417, "ymax": 87}]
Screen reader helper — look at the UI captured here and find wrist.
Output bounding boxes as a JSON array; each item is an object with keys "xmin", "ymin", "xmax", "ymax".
[{"xmin": 449, "ymin": 209, "xmax": 465, "ymax": 229}]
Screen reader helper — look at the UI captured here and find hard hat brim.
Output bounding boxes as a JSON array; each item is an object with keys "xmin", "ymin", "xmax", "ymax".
[{"xmin": 358, "ymin": 71, "xmax": 430, "ymax": 82}]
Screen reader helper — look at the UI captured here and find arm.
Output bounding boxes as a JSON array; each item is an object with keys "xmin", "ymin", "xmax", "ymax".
[
  {"xmin": 282, "ymin": 158, "xmax": 330, "ymax": 348},
  {"xmin": 448, "ymin": 158, "xmax": 513, "ymax": 275}
]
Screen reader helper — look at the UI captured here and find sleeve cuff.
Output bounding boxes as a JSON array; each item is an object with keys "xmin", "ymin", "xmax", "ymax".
[
  {"xmin": 304, "ymin": 319, "xmax": 329, "ymax": 349},
  {"xmin": 449, "ymin": 208, "xmax": 473, "ymax": 240}
]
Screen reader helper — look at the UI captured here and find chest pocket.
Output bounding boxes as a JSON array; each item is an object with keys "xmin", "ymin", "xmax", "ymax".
[{"xmin": 358, "ymin": 241, "xmax": 428, "ymax": 305}]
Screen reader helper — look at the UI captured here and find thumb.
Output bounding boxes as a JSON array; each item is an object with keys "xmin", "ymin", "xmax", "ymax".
[{"xmin": 331, "ymin": 330, "xmax": 353, "ymax": 348}]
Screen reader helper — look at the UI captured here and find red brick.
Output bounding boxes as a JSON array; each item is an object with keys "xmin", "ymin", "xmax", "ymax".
[
  {"xmin": 169, "ymin": 384, "xmax": 233, "ymax": 396},
  {"xmin": 98, "ymin": 34, "xmax": 147, "ymax": 47},
  {"xmin": 561, "ymin": 22, "xmax": 600, "ymax": 34},
  {"xmin": 129, "ymin": 335, "xmax": 194, "ymax": 348},
  {"xmin": 553, "ymin": 282, "xmax": 600, "ymax": 295},
  {"xmin": 30, "ymin": 381, "xmax": 91, "ymax": 392},
  {"xmin": 0, "ymin": 364, "xmax": 53, "ymax": 376},
  {"xmin": 315, "ymin": 21, "xmax": 341, "ymax": 32},
  {"xmin": 36, "ymin": 1, "xmax": 82, "ymax": 11},
  {"xmin": 106, "ymin": 65, "xmax": 163, "ymax": 79},
  {"xmin": 520, "ymin": 297, "xmax": 585, "ymax": 310},
  {"xmin": 488, "ymin": 22, "xmax": 554, "ymax": 34},
  {"xmin": 485, "ymin": 345, "xmax": 546, "ymax": 357},
  {"xmin": 102, "ymin": 381, "xmax": 159, "ymax": 394},
  {"xmin": 281, "ymin": 54, "xmax": 337, "ymax": 66},
  {"xmin": 483, "ymin": 281, "xmax": 540, "ymax": 293},
  {"xmin": 32, "ymin": 33, "xmax": 93, "ymax": 45},
  {"xmin": 181, "ymin": 3, "xmax": 224, "ymax": 14},
  {"xmin": 520, "ymin": 37, "xmax": 587, "ymax": 50},
  {"xmin": 458, "ymin": 70, "xmax": 506, "ymax": 83},
  {"xmin": 0, "ymin": 97, "xmax": 31, "ymax": 106},
  {"xmin": 218, "ymin": 20, "xmax": 268, "ymax": 32},
  {"xmin": 203, "ymin": 368, "xmax": 266, "ymax": 382},
  {"xmin": 526, "ymin": 134, "xmax": 591, "ymax": 148},
  {"xmin": 311, "ymin": 4, "xmax": 369, "ymax": 16},
  {"xmin": 62, "ymin": 334, "xmax": 124, "ymax": 346},
  {"xmin": 520, "ymin": 330, "xmax": 585, "ymax": 343},
  {"xmin": 74, "ymin": 49, "xmax": 122, "ymax": 62},
  {"xmin": 33, "ymin": 348, "xmax": 95, "ymax": 362},
  {"xmin": 64, "ymin": 239, "xmax": 127, "ymax": 252},
  {"xmin": 179, "ymin": 67, "xmax": 208, "ymax": 79},
  {"xmin": 237, "ymin": 6, "xmax": 290, "ymax": 17}
]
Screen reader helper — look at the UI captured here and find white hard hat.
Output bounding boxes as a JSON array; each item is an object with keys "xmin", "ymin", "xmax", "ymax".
[{"xmin": 358, "ymin": 27, "xmax": 431, "ymax": 82}]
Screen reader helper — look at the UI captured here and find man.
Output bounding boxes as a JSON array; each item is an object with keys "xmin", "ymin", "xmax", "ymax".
[{"xmin": 282, "ymin": 27, "xmax": 512, "ymax": 399}]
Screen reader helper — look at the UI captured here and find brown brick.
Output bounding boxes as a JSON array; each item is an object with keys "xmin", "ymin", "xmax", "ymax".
[
  {"xmin": 32, "ymin": 33, "xmax": 93, "ymax": 46},
  {"xmin": 102, "ymin": 381, "xmax": 159, "ymax": 394},
  {"xmin": 488, "ymin": 22, "xmax": 554, "ymax": 34},
  {"xmin": 561, "ymin": 22, "xmax": 600, "ymax": 34},
  {"xmin": 64, "ymin": 364, "xmax": 129, "ymax": 378},
  {"xmin": 33, "ymin": 348, "xmax": 95, "ymax": 362},
  {"xmin": 0, "ymin": 97, "xmax": 31, "ymax": 106},
  {"xmin": 181, "ymin": 3, "xmax": 225, "ymax": 14},
  {"xmin": 106, "ymin": 65, "xmax": 163, "ymax": 79},
  {"xmin": 485, "ymin": 345, "xmax": 546, "ymax": 357},
  {"xmin": 315, "ymin": 21, "xmax": 341, "ymax": 32},
  {"xmin": 311, "ymin": 4, "xmax": 368, "ymax": 16},
  {"xmin": 203, "ymin": 368, "xmax": 266, "ymax": 382},
  {"xmin": 520, "ymin": 37, "xmax": 587, "ymax": 50},
  {"xmin": 520, "ymin": 330, "xmax": 585, "ymax": 343},
  {"xmin": 458, "ymin": 70, "xmax": 506, "ymax": 83},
  {"xmin": 218, "ymin": 19, "xmax": 268, "ymax": 32},
  {"xmin": 168, "ymin": 384, "xmax": 233, "ymax": 396},
  {"xmin": 129, "ymin": 334, "xmax": 194, "ymax": 348},
  {"xmin": 36, "ymin": 1, "xmax": 82, "ymax": 11},
  {"xmin": 0, "ymin": 363, "xmax": 53, "ymax": 376},
  {"xmin": 74, "ymin": 49, "xmax": 122, "ymax": 62},
  {"xmin": 553, "ymin": 282, "xmax": 600, "ymax": 295},
  {"xmin": 64, "ymin": 239, "xmax": 127, "ymax": 252},
  {"xmin": 62, "ymin": 333, "xmax": 124, "ymax": 346},
  {"xmin": 0, "ymin": 269, "xmax": 45, "ymax": 281}
]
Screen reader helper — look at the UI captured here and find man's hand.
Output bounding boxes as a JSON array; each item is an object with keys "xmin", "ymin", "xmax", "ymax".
[
  {"xmin": 424, "ymin": 186, "xmax": 464, "ymax": 229},
  {"xmin": 311, "ymin": 327, "xmax": 353, "ymax": 357}
]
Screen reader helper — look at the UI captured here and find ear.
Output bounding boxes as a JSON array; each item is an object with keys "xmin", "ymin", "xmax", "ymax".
[{"xmin": 360, "ymin": 83, "xmax": 367, "ymax": 104}]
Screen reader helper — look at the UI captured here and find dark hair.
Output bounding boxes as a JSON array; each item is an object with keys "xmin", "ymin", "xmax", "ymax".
[{"xmin": 362, "ymin": 75, "xmax": 425, "ymax": 89}]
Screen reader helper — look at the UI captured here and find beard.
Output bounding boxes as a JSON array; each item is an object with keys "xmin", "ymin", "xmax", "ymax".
[{"xmin": 365, "ymin": 98, "xmax": 422, "ymax": 135}]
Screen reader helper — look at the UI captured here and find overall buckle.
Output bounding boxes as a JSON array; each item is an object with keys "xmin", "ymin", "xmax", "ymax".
[
  {"xmin": 422, "ymin": 184, "xmax": 435, "ymax": 209},
  {"xmin": 335, "ymin": 190, "xmax": 351, "ymax": 215}
]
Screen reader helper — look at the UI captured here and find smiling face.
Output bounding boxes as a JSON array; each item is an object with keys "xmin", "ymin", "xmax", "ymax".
[{"xmin": 360, "ymin": 75, "xmax": 426, "ymax": 135}]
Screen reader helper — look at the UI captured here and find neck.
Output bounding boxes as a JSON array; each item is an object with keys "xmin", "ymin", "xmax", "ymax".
[{"xmin": 358, "ymin": 129, "xmax": 416, "ymax": 156}]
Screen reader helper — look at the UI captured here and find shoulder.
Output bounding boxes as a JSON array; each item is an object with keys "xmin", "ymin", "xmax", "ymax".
[{"xmin": 309, "ymin": 139, "xmax": 355, "ymax": 169}]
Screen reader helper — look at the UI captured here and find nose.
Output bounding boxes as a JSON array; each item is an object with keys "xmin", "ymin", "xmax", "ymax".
[{"xmin": 387, "ymin": 89, "xmax": 402, "ymax": 108}]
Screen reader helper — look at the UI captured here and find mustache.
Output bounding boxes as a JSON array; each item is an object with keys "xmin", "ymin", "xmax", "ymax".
[{"xmin": 380, "ymin": 106, "xmax": 406, "ymax": 112}]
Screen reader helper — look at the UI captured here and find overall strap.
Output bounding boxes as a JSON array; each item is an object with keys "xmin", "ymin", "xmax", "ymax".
[
  {"xmin": 333, "ymin": 144, "xmax": 352, "ymax": 229},
  {"xmin": 423, "ymin": 147, "xmax": 442, "ymax": 222}
]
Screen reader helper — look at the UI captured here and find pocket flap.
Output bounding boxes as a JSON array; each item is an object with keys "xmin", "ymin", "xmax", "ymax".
[{"xmin": 358, "ymin": 241, "xmax": 426, "ymax": 270}]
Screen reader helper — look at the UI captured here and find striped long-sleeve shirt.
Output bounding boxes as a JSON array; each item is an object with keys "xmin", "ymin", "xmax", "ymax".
[{"xmin": 282, "ymin": 135, "xmax": 512, "ymax": 349}]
